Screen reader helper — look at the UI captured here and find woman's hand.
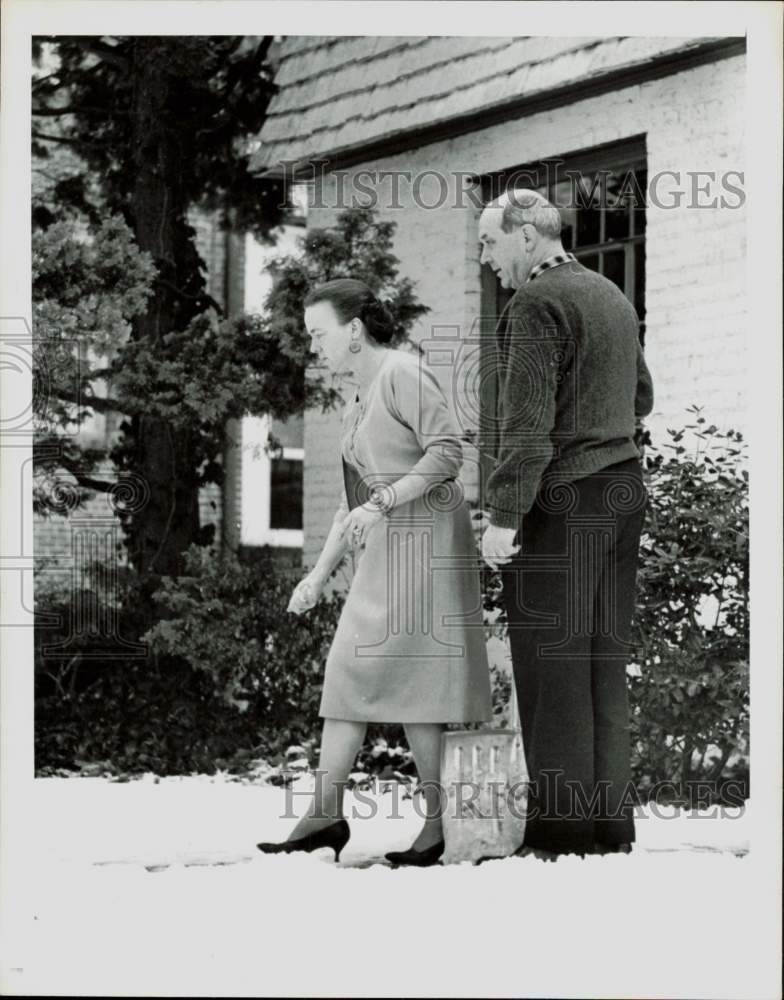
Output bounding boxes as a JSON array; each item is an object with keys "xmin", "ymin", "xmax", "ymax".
[
  {"xmin": 287, "ymin": 569, "xmax": 328, "ymax": 615},
  {"xmin": 338, "ymin": 502, "xmax": 385, "ymax": 549}
]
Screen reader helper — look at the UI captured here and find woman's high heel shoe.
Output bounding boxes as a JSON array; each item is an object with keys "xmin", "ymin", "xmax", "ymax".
[
  {"xmin": 384, "ymin": 837, "xmax": 445, "ymax": 868},
  {"xmin": 256, "ymin": 818, "xmax": 350, "ymax": 862}
]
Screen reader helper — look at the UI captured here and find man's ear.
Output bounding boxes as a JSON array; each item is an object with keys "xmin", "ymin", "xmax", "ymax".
[{"xmin": 521, "ymin": 223, "xmax": 536, "ymax": 250}]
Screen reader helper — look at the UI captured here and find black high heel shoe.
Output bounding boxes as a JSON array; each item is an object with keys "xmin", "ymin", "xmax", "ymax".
[
  {"xmin": 384, "ymin": 837, "xmax": 445, "ymax": 868},
  {"xmin": 256, "ymin": 818, "xmax": 350, "ymax": 862}
]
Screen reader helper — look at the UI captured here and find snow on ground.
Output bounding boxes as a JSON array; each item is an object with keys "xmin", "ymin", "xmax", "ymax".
[{"xmin": 2, "ymin": 774, "xmax": 762, "ymax": 998}]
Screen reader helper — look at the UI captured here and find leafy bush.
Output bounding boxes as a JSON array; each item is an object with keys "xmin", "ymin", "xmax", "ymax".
[
  {"xmin": 34, "ymin": 565, "xmax": 266, "ymax": 775},
  {"xmin": 141, "ymin": 545, "xmax": 345, "ymax": 746},
  {"xmin": 35, "ymin": 546, "xmax": 346, "ymax": 774},
  {"xmin": 629, "ymin": 411, "xmax": 749, "ymax": 799}
]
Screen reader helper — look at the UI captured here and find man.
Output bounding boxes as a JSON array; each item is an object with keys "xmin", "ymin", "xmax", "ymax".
[{"xmin": 479, "ymin": 188, "xmax": 654, "ymax": 858}]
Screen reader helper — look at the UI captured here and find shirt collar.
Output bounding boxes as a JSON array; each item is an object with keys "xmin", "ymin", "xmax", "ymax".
[{"xmin": 527, "ymin": 251, "xmax": 577, "ymax": 282}]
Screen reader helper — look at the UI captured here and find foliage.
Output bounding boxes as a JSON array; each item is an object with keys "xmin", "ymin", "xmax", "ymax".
[
  {"xmin": 264, "ymin": 206, "xmax": 430, "ymax": 359},
  {"xmin": 31, "ymin": 36, "xmax": 289, "ymax": 581},
  {"xmin": 139, "ymin": 545, "xmax": 344, "ymax": 741},
  {"xmin": 35, "ymin": 653, "xmax": 268, "ymax": 778},
  {"xmin": 34, "ymin": 562, "xmax": 262, "ymax": 775},
  {"xmin": 32, "ymin": 36, "xmax": 284, "ymax": 240},
  {"xmin": 34, "ymin": 547, "xmax": 346, "ymax": 775},
  {"xmin": 33, "ymin": 155, "xmax": 428, "ymax": 582},
  {"xmin": 629, "ymin": 410, "xmax": 749, "ymax": 798}
]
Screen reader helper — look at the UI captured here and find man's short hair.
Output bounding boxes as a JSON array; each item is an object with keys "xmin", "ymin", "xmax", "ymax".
[{"xmin": 489, "ymin": 189, "xmax": 562, "ymax": 239}]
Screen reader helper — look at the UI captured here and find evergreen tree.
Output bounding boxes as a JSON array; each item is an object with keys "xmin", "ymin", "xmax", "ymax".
[{"xmin": 32, "ymin": 36, "xmax": 294, "ymax": 596}]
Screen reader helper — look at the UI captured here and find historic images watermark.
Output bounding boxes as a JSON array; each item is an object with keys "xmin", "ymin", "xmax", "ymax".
[
  {"xmin": 274, "ymin": 158, "xmax": 746, "ymax": 213},
  {"xmin": 281, "ymin": 770, "xmax": 747, "ymax": 823}
]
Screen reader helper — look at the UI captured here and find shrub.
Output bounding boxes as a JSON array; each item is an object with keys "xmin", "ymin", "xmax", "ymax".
[
  {"xmin": 34, "ymin": 564, "xmax": 267, "ymax": 775},
  {"xmin": 34, "ymin": 546, "xmax": 346, "ymax": 774},
  {"xmin": 141, "ymin": 545, "xmax": 345, "ymax": 749},
  {"xmin": 629, "ymin": 411, "xmax": 749, "ymax": 800}
]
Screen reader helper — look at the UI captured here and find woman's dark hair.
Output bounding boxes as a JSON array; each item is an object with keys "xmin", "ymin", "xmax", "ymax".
[{"xmin": 304, "ymin": 278, "xmax": 416, "ymax": 350}]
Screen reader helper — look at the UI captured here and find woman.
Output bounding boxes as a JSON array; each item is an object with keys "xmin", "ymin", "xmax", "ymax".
[{"xmin": 256, "ymin": 278, "xmax": 492, "ymax": 867}]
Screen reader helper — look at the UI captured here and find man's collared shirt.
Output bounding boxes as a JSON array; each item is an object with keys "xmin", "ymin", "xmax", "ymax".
[{"xmin": 527, "ymin": 251, "xmax": 577, "ymax": 282}]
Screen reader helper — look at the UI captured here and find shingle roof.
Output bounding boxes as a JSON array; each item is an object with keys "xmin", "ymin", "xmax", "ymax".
[{"xmin": 250, "ymin": 35, "xmax": 740, "ymax": 175}]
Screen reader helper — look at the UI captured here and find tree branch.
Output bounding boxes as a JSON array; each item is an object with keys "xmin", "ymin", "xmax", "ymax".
[
  {"xmin": 32, "ymin": 130, "xmax": 110, "ymax": 149},
  {"xmin": 56, "ymin": 388, "xmax": 129, "ymax": 415},
  {"xmin": 33, "ymin": 104, "xmax": 126, "ymax": 118},
  {"xmin": 56, "ymin": 455, "xmax": 115, "ymax": 494}
]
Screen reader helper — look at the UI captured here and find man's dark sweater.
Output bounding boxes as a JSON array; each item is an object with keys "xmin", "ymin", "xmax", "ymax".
[{"xmin": 486, "ymin": 260, "xmax": 654, "ymax": 530}]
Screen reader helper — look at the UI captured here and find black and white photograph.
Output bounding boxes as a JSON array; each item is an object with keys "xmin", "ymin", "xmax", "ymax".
[{"xmin": 1, "ymin": 2, "xmax": 782, "ymax": 997}]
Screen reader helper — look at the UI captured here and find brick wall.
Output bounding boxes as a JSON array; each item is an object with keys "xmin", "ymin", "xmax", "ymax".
[{"xmin": 302, "ymin": 54, "xmax": 746, "ymax": 571}]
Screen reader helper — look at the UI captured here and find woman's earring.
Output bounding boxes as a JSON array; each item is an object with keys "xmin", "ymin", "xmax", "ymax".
[{"xmin": 349, "ymin": 336, "xmax": 361, "ymax": 354}]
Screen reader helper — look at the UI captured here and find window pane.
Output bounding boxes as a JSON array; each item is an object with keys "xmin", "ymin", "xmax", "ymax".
[
  {"xmin": 570, "ymin": 171, "xmax": 602, "ymax": 246},
  {"xmin": 634, "ymin": 241, "xmax": 646, "ymax": 322},
  {"xmin": 633, "ymin": 168, "xmax": 648, "ymax": 236},
  {"xmin": 602, "ymin": 249, "xmax": 626, "ymax": 292},
  {"xmin": 604, "ymin": 207, "xmax": 630, "ymax": 241},
  {"xmin": 270, "ymin": 458, "xmax": 303, "ymax": 529},
  {"xmin": 576, "ymin": 201, "xmax": 601, "ymax": 246},
  {"xmin": 603, "ymin": 169, "xmax": 632, "ymax": 241},
  {"xmin": 577, "ymin": 251, "xmax": 600, "ymax": 274},
  {"xmin": 551, "ymin": 179, "xmax": 576, "ymax": 249},
  {"xmin": 270, "ymin": 413, "xmax": 303, "ymax": 450}
]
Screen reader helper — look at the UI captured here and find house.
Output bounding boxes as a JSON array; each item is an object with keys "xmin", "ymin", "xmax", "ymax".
[{"xmin": 249, "ymin": 34, "xmax": 747, "ymax": 570}]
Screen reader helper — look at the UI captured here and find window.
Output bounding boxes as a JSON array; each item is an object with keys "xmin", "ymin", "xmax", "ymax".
[
  {"xmin": 240, "ymin": 190, "xmax": 308, "ymax": 549},
  {"xmin": 481, "ymin": 135, "xmax": 647, "ymax": 343},
  {"xmin": 240, "ymin": 412, "xmax": 304, "ymax": 547}
]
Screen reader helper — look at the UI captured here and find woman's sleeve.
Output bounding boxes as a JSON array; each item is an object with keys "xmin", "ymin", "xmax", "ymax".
[
  {"xmin": 387, "ymin": 359, "xmax": 463, "ymax": 483},
  {"xmin": 332, "ymin": 491, "xmax": 349, "ymax": 525}
]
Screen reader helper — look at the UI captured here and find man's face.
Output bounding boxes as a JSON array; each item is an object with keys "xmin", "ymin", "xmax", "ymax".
[{"xmin": 478, "ymin": 208, "xmax": 528, "ymax": 289}]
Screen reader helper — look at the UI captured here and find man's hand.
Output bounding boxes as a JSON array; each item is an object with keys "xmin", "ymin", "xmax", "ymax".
[{"xmin": 481, "ymin": 523, "xmax": 520, "ymax": 571}]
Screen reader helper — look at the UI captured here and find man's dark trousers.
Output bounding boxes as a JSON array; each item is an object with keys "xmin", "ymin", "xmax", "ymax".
[{"xmin": 501, "ymin": 457, "xmax": 646, "ymax": 853}]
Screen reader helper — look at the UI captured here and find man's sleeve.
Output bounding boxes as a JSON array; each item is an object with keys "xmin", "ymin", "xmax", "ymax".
[
  {"xmin": 485, "ymin": 294, "xmax": 573, "ymax": 529},
  {"xmin": 634, "ymin": 339, "xmax": 654, "ymax": 420}
]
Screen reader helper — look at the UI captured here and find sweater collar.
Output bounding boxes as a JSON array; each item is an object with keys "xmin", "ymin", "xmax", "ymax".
[{"xmin": 527, "ymin": 252, "xmax": 577, "ymax": 282}]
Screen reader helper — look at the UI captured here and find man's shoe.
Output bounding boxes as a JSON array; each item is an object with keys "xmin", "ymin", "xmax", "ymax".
[
  {"xmin": 590, "ymin": 842, "xmax": 633, "ymax": 856},
  {"xmin": 513, "ymin": 844, "xmax": 561, "ymax": 862}
]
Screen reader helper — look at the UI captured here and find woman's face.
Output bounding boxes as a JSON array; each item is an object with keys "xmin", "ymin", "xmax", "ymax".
[{"xmin": 304, "ymin": 300, "xmax": 355, "ymax": 375}]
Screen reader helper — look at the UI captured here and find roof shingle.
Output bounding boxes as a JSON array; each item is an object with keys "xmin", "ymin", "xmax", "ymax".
[{"xmin": 250, "ymin": 35, "xmax": 736, "ymax": 174}]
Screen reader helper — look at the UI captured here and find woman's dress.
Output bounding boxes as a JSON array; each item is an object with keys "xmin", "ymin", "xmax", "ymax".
[{"xmin": 318, "ymin": 348, "xmax": 493, "ymax": 723}]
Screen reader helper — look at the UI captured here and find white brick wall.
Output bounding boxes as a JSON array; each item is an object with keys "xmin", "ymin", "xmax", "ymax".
[{"xmin": 302, "ymin": 54, "xmax": 747, "ymax": 571}]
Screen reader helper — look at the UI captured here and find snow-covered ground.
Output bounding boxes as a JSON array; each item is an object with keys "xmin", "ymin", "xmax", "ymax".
[{"xmin": 0, "ymin": 774, "xmax": 770, "ymax": 998}]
